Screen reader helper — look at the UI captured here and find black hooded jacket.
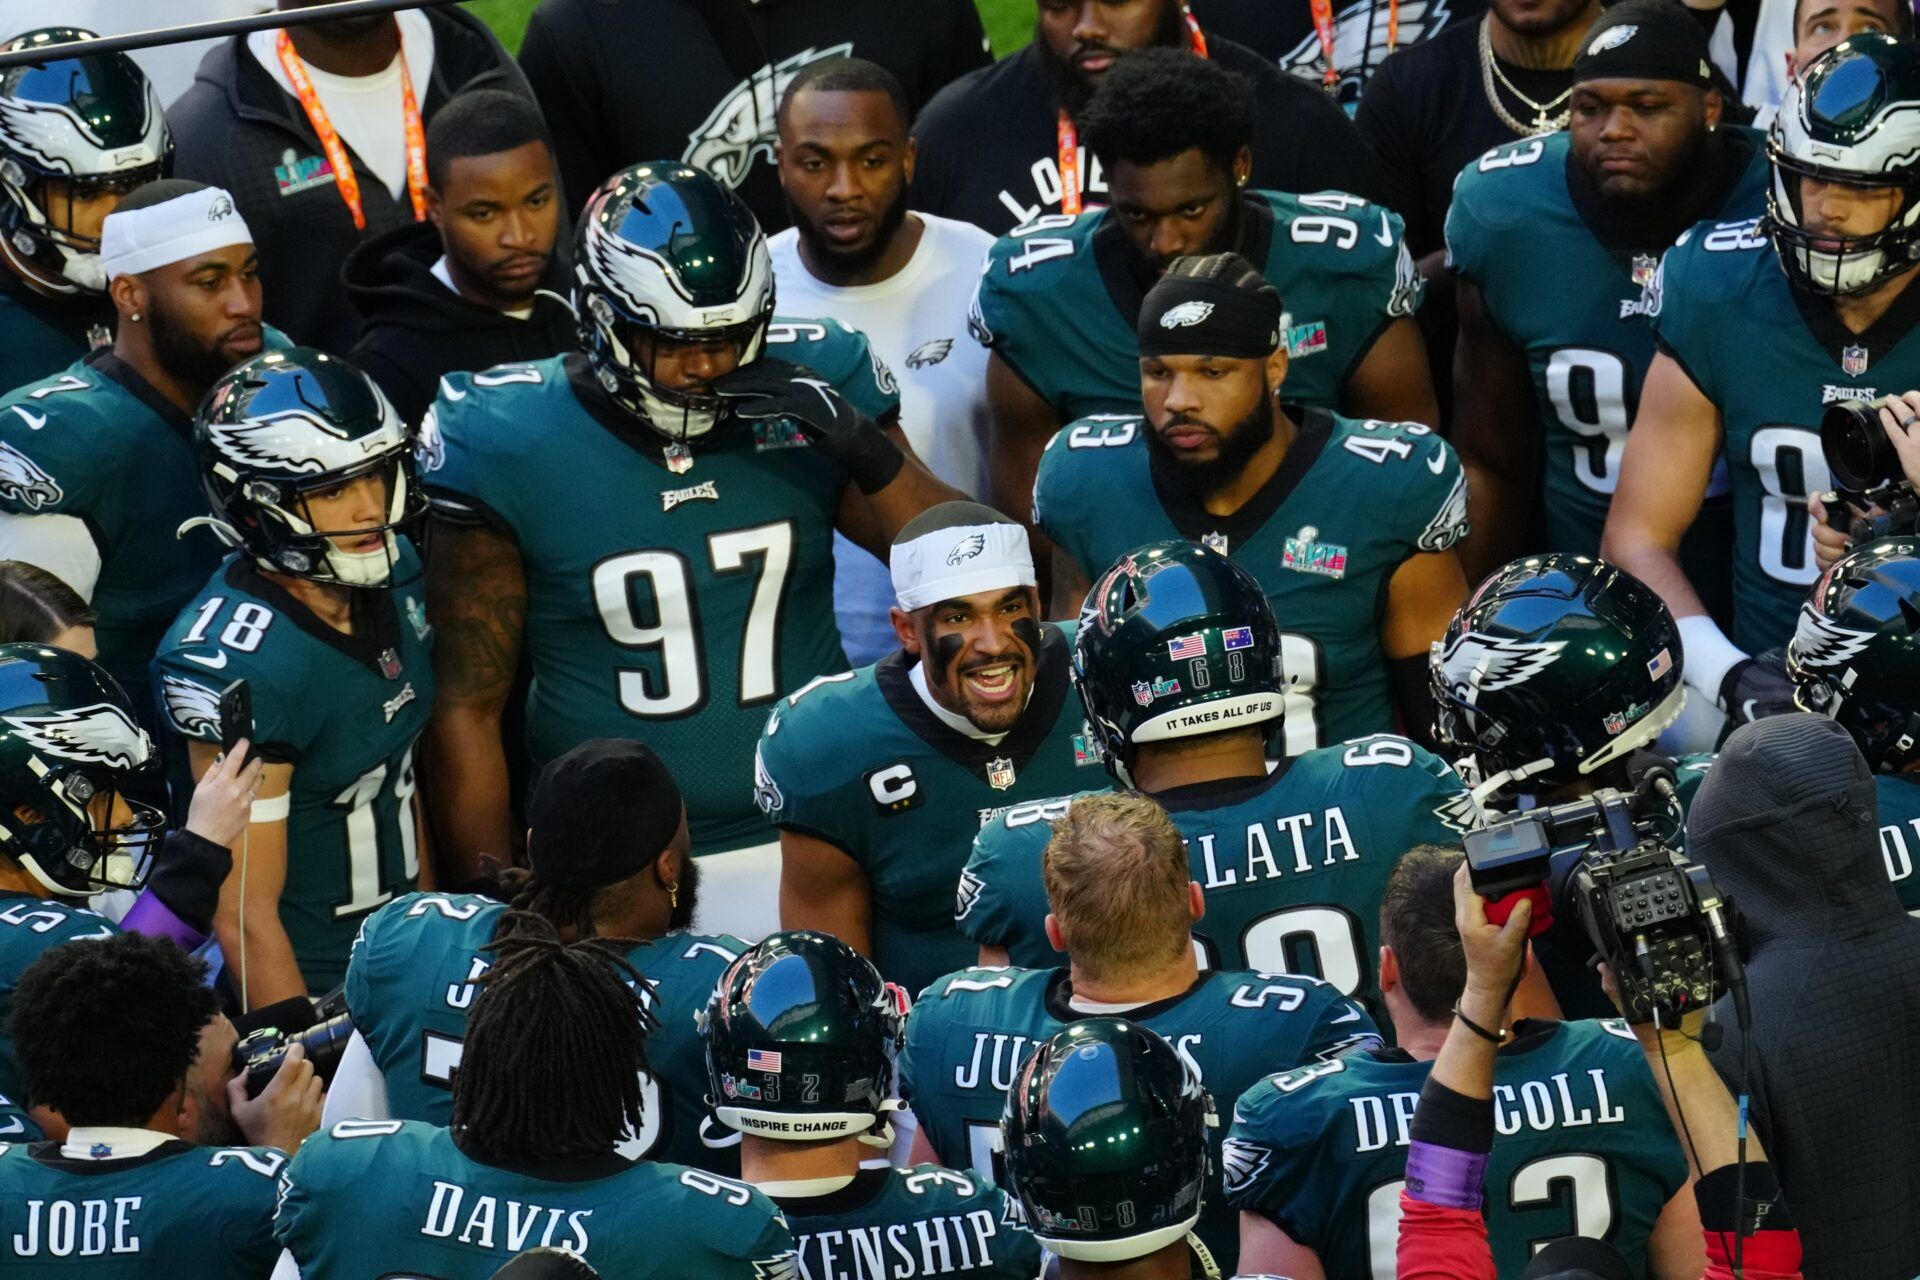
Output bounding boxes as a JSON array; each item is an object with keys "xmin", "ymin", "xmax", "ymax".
[
  {"xmin": 343, "ymin": 220, "xmax": 574, "ymax": 426},
  {"xmin": 1688, "ymin": 713, "xmax": 1920, "ymax": 1280}
]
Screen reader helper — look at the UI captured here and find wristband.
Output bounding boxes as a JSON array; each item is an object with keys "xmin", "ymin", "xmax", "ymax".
[
  {"xmin": 1452, "ymin": 1003, "xmax": 1506, "ymax": 1044},
  {"xmin": 1677, "ymin": 614, "xmax": 1747, "ymax": 704},
  {"xmin": 837, "ymin": 421, "xmax": 905, "ymax": 495},
  {"xmin": 251, "ymin": 792, "xmax": 291, "ymax": 823}
]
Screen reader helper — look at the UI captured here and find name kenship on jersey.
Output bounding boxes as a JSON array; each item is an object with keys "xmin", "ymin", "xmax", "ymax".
[{"xmin": 776, "ymin": 1166, "xmax": 1040, "ymax": 1280}]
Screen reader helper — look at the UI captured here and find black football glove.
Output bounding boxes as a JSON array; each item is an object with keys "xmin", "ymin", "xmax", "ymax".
[
  {"xmin": 1718, "ymin": 646, "xmax": 1798, "ymax": 727},
  {"xmin": 143, "ymin": 828, "xmax": 233, "ymax": 935},
  {"xmin": 714, "ymin": 357, "xmax": 904, "ymax": 494}
]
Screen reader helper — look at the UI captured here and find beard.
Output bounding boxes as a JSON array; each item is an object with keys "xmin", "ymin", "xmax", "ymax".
[
  {"xmin": 188, "ymin": 1077, "xmax": 242, "ymax": 1147},
  {"xmin": 1582, "ymin": 124, "xmax": 1710, "ymax": 226},
  {"xmin": 669, "ymin": 853, "xmax": 700, "ymax": 932},
  {"xmin": 1148, "ymin": 383, "xmax": 1277, "ymax": 497},
  {"xmin": 148, "ymin": 299, "xmax": 243, "ymax": 392},
  {"xmin": 1040, "ymin": 0, "xmax": 1188, "ymax": 116},
  {"xmin": 789, "ymin": 183, "xmax": 911, "ymax": 278}
]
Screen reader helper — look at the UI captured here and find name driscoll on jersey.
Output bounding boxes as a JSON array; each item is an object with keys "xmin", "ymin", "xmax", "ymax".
[{"xmin": 792, "ymin": 1210, "xmax": 1010, "ymax": 1280}]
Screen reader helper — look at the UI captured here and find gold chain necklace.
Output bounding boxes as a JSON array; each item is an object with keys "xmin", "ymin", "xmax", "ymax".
[{"xmin": 1478, "ymin": 15, "xmax": 1573, "ymax": 135}]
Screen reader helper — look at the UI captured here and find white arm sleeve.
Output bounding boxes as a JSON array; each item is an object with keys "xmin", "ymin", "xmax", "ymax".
[
  {"xmin": 0, "ymin": 512, "xmax": 100, "ymax": 599},
  {"xmin": 319, "ymin": 1029, "xmax": 390, "ymax": 1127}
]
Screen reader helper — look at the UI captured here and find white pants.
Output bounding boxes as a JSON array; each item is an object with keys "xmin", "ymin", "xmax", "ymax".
[{"xmin": 690, "ymin": 839, "xmax": 783, "ymax": 943}]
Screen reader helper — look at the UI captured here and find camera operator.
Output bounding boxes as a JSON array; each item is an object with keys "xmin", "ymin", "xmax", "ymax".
[
  {"xmin": 1224, "ymin": 846, "xmax": 1701, "ymax": 1279},
  {"xmin": 1685, "ymin": 712, "xmax": 1920, "ymax": 1277},
  {"xmin": 0, "ymin": 932, "xmax": 320, "ymax": 1278},
  {"xmin": 1392, "ymin": 861, "xmax": 1804, "ymax": 1279},
  {"xmin": 1810, "ymin": 390, "xmax": 1920, "ymax": 569}
]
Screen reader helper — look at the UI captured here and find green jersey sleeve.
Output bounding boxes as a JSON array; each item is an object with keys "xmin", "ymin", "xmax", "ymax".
[
  {"xmin": 1338, "ymin": 735, "xmax": 1481, "ymax": 846},
  {"xmin": 1220, "ymin": 1059, "xmax": 1355, "ymax": 1245},
  {"xmin": 0, "ymin": 364, "xmax": 105, "ymax": 517},
  {"xmin": 766, "ymin": 316, "xmax": 902, "ymax": 421},
  {"xmin": 1442, "ymin": 139, "xmax": 1536, "ymax": 286},
  {"xmin": 415, "ymin": 364, "xmax": 534, "ymax": 533},
  {"xmin": 272, "ymin": 1121, "xmax": 379, "ymax": 1262},
  {"xmin": 1031, "ymin": 416, "xmax": 1146, "ymax": 574},
  {"xmin": 956, "ymin": 795, "xmax": 1077, "ymax": 950},
  {"xmin": 1648, "ymin": 218, "xmax": 1765, "ymax": 394},
  {"xmin": 969, "ymin": 212, "xmax": 1103, "ymax": 394}
]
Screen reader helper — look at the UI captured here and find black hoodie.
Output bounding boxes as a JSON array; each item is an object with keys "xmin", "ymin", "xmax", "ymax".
[
  {"xmin": 343, "ymin": 220, "xmax": 574, "ymax": 427},
  {"xmin": 1688, "ymin": 713, "xmax": 1920, "ymax": 1280}
]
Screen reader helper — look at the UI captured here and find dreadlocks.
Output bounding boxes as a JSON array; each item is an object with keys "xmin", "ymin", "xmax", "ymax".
[
  {"xmin": 488, "ymin": 862, "xmax": 600, "ymax": 942},
  {"xmin": 451, "ymin": 912, "xmax": 661, "ymax": 1163}
]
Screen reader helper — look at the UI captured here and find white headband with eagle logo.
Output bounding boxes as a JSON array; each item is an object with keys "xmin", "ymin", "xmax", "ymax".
[{"xmin": 890, "ymin": 515, "xmax": 1035, "ymax": 611}]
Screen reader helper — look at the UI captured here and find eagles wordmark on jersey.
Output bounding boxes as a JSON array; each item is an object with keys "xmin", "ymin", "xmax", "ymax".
[
  {"xmin": 346, "ymin": 891, "xmax": 747, "ymax": 1172},
  {"xmin": 422, "ymin": 322, "xmax": 899, "ymax": 855},
  {"xmin": 770, "ymin": 1165, "xmax": 1042, "ymax": 1280},
  {"xmin": 898, "ymin": 965, "xmax": 1380, "ymax": 1271},
  {"xmin": 1223, "ymin": 1019, "xmax": 1689, "ymax": 1280},
  {"xmin": 753, "ymin": 622, "xmax": 1102, "ymax": 994},
  {"xmin": 959, "ymin": 735, "xmax": 1475, "ymax": 1026},
  {"xmin": 152, "ymin": 543, "xmax": 434, "ymax": 991},
  {"xmin": 1035, "ymin": 410, "xmax": 1468, "ymax": 751},
  {"xmin": 970, "ymin": 190, "xmax": 1422, "ymax": 424}
]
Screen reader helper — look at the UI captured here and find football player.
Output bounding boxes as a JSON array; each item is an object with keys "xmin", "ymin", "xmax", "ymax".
[
  {"xmin": 419, "ymin": 162, "xmax": 960, "ymax": 920},
  {"xmin": 961, "ymin": 540, "xmax": 1476, "ymax": 1029},
  {"xmin": 0, "ymin": 179, "xmax": 267, "ymax": 732},
  {"xmin": 0, "ymin": 643, "xmax": 259, "ymax": 1141},
  {"xmin": 999, "ymin": 1018, "xmax": 1218, "ymax": 1279},
  {"xmin": 1037, "ymin": 254, "xmax": 1468, "ymax": 749},
  {"xmin": 1224, "ymin": 846, "xmax": 1699, "ymax": 1279},
  {"xmin": 273, "ymin": 919, "xmax": 797, "ymax": 1279},
  {"xmin": 758, "ymin": 502, "xmax": 1102, "ymax": 994},
  {"xmin": 900, "ymin": 790, "xmax": 1380, "ymax": 1271},
  {"xmin": 975, "ymin": 47, "xmax": 1434, "ymax": 536},
  {"xmin": 1604, "ymin": 35, "xmax": 1920, "ymax": 730},
  {"xmin": 1448, "ymin": 0, "xmax": 1766, "ymax": 587},
  {"xmin": 331, "ymin": 738, "xmax": 747, "ymax": 1174},
  {"xmin": 0, "ymin": 29, "xmax": 171, "ymax": 391},
  {"xmin": 0, "ymin": 933, "xmax": 318, "ymax": 1279},
  {"xmin": 704, "ymin": 931, "xmax": 1043, "ymax": 1280},
  {"xmin": 153, "ymin": 349, "xmax": 430, "ymax": 1006}
]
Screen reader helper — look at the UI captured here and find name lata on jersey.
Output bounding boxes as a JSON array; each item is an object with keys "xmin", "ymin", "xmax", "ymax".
[{"xmin": 1192, "ymin": 805, "xmax": 1362, "ymax": 889}]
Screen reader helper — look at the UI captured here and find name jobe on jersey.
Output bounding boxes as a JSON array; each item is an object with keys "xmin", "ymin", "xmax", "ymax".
[
  {"xmin": 9, "ymin": 1194, "xmax": 144, "ymax": 1257},
  {"xmin": 421, "ymin": 1180, "xmax": 592, "ymax": 1254},
  {"xmin": 795, "ymin": 1210, "xmax": 1004, "ymax": 1280},
  {"xmin": 1340, "ymin": 1069, "xmax": 1630, "ymax": 1155},
  {"xmin": 1191, "ymin": 805, "xmax": 1360, "ymax": 889}
]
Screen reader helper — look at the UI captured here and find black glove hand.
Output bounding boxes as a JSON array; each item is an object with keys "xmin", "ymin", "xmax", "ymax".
[
  {"xmin": 1718, "ymin": 646, "xmax": 1798, "ymax": 726},
  {"xmin": 144, "ymin": 828, "xmax": 233, "ymax": 935},
  {"xmin": 714, "ymin": 356, "xmax": 904, "ymax": 494}
]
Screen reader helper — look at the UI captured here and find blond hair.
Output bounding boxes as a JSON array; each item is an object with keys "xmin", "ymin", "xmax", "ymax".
[{"xmin": 1043, "ymin": 792, "xmax": 1192, "ymax": 981}]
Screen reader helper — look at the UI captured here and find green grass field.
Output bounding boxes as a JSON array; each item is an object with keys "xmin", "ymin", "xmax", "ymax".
[{"xmin": 468, "ymin": 0, "xmax": 1034, "ymax": 57}]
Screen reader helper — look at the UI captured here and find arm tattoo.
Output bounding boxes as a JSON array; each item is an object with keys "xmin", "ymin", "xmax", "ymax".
[{"xmin": 425, "ymin": 518, "xmax": 526, "ymax": 707}]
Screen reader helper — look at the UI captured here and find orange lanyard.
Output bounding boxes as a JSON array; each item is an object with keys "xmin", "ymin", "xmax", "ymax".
[
  {"xmin": 1309, "ymin": 0, "xmax": 1398, "ymax": 93},
  {"xmin": 1058, "ymin": 8, "xmax": 1210, "ymax": 216},
  {"xmin": 275, "ymin": 28, "xmax": 428, "ymax": 231}
]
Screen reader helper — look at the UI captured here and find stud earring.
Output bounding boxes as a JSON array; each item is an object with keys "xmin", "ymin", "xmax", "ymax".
[{"xmin": 129, "ymin": 312, "xmax": 141, "ymax": 322}]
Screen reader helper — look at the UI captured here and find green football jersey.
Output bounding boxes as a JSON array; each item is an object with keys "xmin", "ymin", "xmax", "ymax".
[
  {"xmin": 0, "ymin": 894, "xmax": 117, "ymax": 1127},
  {"xmin": 971, "ymin": 190, "xmax": 1423, "ymax": 422},
  {"xmin": 1035, "ymin": 409, "xmax": 1468, "ymax": 751},
  {"xmin": 898, "ymin": 965, "xmax": 1382, "ymax": 1271},
  {"xmin": 274, "ymin": 1119, "xmax": 796, "ymax": 1279},
  {"xmin": 0, "ymin": 1138, "xmax": 284, "ymax": 1276},
  {"xmin": 960, "ymin": 735, "xmax": 1475, "ymax": 1026},
  {"xmin": 1649, "ymin": 217, "xmax": 1920, "ymax": 651},
  {"xmin": 423, "ymin": 325, "xmax": 899, "ymax": 855},
  {"xmin": 152, "ymin": 544, "xmax": 434, "ymax": 992},
  {"xmin": 1675, "ymin": 753, "xmax": 1920, "ymax": 915},
  {"xmin": 1223, "ymin": 1018, "xmax": 1689, "ymax": 1280},
  {"xmin": 752, "ymin": 623, "xmax": 1104, "ymax": 994},
  {"xmin": 1445, "ymin": 130, "xmax": 1765, "ymax": 595},
  {"xmin": 0, "ymin": 284, "xmax": 105, "ymax": 397},
  {"xmin": 768, "ymin": 1165, "xmax": 1043, "ymax": 1280},
  {"xmin": 345, "ymin": 891, "xmax": 747, "ymax": 1172}
]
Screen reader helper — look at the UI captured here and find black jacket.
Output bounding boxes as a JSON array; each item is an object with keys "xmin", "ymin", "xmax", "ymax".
[
  {"xmin": 343, "ymin": 221, "xmax": 575, "ymax": 426},
  {"xmin": 168, "ymin": 9, "xmax": 535, "ymax": 354},
  {"xmin": 909, "ymin": 36, "xmax": 1393, "ymax": 237},
  {"xmin": 1689, "ymin": 714, "xmax": 1920, "ymax": 1280},
  {"xmin": 518, "ymin": 0, "xmax": 991, "ymax": 232}
]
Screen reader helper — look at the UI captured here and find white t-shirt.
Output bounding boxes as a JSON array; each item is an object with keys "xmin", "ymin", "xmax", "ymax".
[
  {"xmin": 249, "ymin": 10, "xmax": 436, "ymax": 201},
  {"xmin": 768, "ymin": 213, "xmax": 996, "ymax": 663}
]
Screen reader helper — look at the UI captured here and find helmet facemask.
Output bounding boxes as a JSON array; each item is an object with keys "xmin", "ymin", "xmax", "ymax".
[
  {"xmin": 255, "ymin": 452, "xmax": 422, "ymax": 588},
  {"xmin": 579, "ymin": 290, "xmax": 769, "ymax": 442},
  {"xmin": 0, "ymin": 736, "xmax": 162, "ymax": 898},
  {"xmin": 1765, "ymin": 150, "xmax": 1920, "ymax": 295}
]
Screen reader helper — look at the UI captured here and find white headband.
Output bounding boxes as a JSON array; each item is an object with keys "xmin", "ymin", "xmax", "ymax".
[
  {"xmin": 891, "ymin": 521, "xmax": 1036, "ymax": 611},
  {"xmin": 100, "ymin": 187, "xmax": 253, "ymax": 281}
]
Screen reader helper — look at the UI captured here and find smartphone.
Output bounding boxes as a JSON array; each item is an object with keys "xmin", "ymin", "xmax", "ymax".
[{"xmin": 218, "ymin": 679, "xmax": 252, "ymax": 755}]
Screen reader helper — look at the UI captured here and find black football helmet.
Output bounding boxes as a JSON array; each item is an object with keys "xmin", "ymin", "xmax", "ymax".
[
  {"xmin": 0, "ymin": 643, "xmax": 164, "ymax": 897},
  {"xmin": 195, "ymin": 348, "xmax": 423, "ymax": 588},
  {"xmin": 1787, "ymin": 539, "xmax": 1920, "ymax": 771},
  {"xmin": 573, "ymin": 162, "xmax": 775, "ymax": 442},
  {"xmin": 1073, "ymin": 540, "xmax": 1288, "ymax": 783},
  {"xmin": 1432, "ymin": 554, "xmax": 1685, "ymax": 791},
  {"xmin": 701, "ymin": 930, "xmax": 908, "ymax": 1143},
  {"xmin": 0, "ymin": 28, "xmax": 171, "ymax": 295},
  {"xmin": 1766, "ymin": 33, "xmax": 1920, "ymax": 295},
  {"xmin": 1001, "ymin": 1018, "xmax": 1215, "ymax": 1263}
]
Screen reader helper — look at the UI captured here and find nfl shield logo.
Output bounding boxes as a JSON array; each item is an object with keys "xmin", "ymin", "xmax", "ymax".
[
  {"xmin": 1604, "ymin": 711, "xmax": 1627, "ymax": 734},
  {"xmin": 378, "ymin": 647, "xmax": 403, "ymax": 680},
  {"xmin": 1631, "ymin": 254, "xmax": 1657, "ymax": 287},
  {"xmin": 1132, "ymin": 680, "xmax": 1155, "ymax": 706},
  {"xmin": 1844, "ymin": 344, "xmax": 1869, "ymax": 377},
  {"xmin": 1201, "ymin": 531, "xmax": 1230, "ymax": 554},
  {"xmin": 986, "ymin": 757, "xmax": 1016, "ymax": 790}
]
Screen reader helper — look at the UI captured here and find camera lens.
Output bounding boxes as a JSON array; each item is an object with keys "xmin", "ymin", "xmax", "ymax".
[{"xmin": 1821, "ymin": 398, "xmax": 1903, "ymax": 491}]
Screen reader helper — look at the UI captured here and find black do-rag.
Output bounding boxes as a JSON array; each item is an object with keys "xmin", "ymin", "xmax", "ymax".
[
  {"xmin": 1137, "ymin": 256, "xmax": 1283, "ymax": 360},
  {"xmin": 1574, "ymin": 0, "xmax": 1715, "ymax": 87},
  {"xmin": 526, "ymin": 738, "xmax": 684, "ymax": 892}
]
